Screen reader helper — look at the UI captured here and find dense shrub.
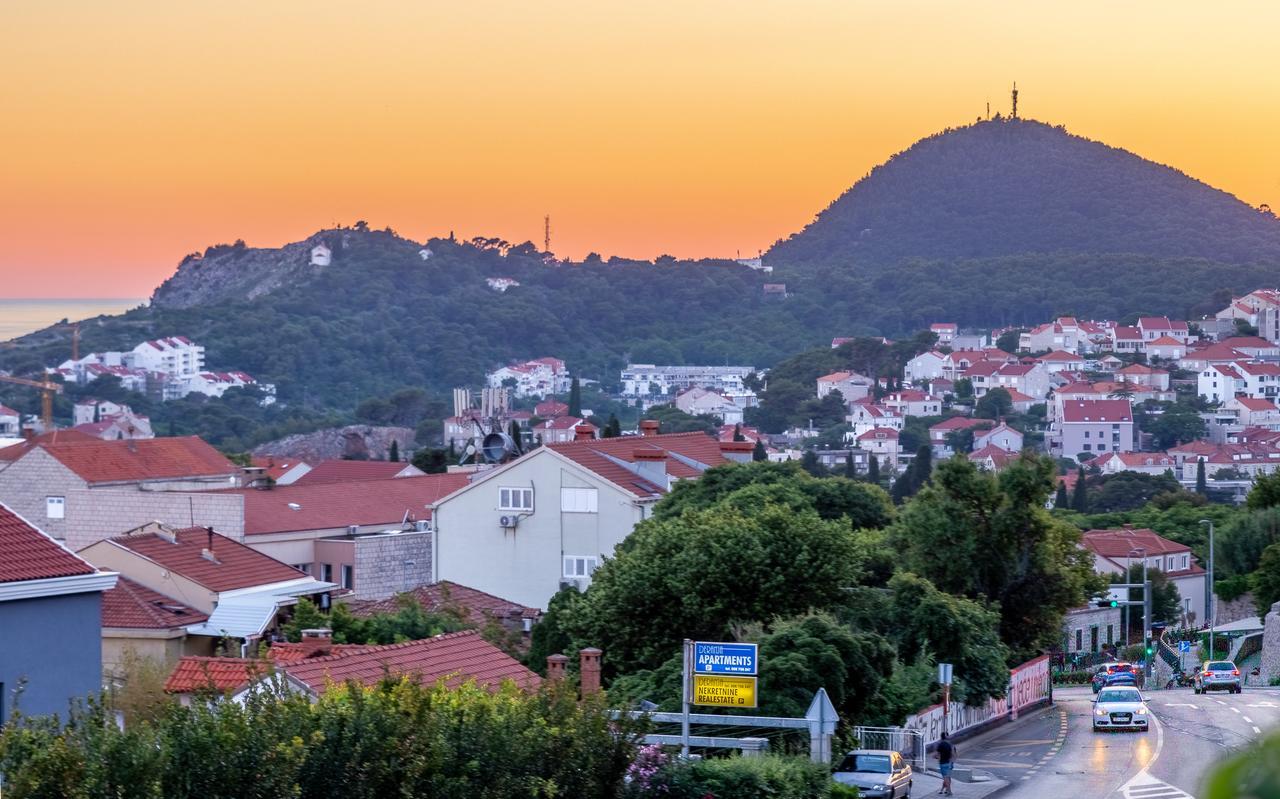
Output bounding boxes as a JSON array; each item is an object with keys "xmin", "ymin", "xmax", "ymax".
[{"xmin": 627, "ymin": 752, "xmax": 846, "ymax": 799}]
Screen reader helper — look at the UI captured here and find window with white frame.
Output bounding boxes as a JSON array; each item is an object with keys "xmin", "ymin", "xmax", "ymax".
[
  {"xmin": 560, "ymin": 487, "xmax": 599, "ymax": 513},
  {"xmin": 1181, "ymin": 554, "xmax": 1189, "ymax": 570},
  {"xmin": 46, "ymin": 496, "xmax": 65, "ymax": 519},
  {"xmin": 563, "ymin": 556, "xmax": 598, "ymax": 579},
  {"xmin": 499, "ymin": 486, "xmax": 534, "ymax": 511}
]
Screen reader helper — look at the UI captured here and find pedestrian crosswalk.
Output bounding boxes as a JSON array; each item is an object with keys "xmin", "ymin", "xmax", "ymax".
[{"xmin": 1122, "ymin": 773, "xmax": 1194, "ymax": 799}]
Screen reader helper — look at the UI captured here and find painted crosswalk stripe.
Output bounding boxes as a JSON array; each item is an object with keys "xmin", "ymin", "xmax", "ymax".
[
  {"xmin": 1243, "ymin": 715, "xmax": 1253, "ymax": 723},
  {"xmin": 1124, "ymin": 781, "xmax": 1193, "ymax": 799},
  {"xmin": 1254, "ymin": 726, "xmax": 1262, "ymax": 734},
  {"xmin": 1231, "ymin": 707, "xmax": 1241, "ymax": 714}
]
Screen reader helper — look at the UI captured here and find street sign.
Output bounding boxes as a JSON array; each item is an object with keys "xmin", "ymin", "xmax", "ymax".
[
  {"xmin": 1178, "ymin": 640, "xmax": 1191, "ymax": 653},
  {"xmin": 693, "ymin": 641, "xmax": 759, "ymax": 675},
  {"xmin": 692, "ymin": 674, "xmax": 758, "ymax": 708},
  {"xmin": 1107, "ymin": 586, "xmax": 1129, "ymax": 604},
  {"xmin": 938, "ymin": 663, "xmax": 954, "ymax": 685}
]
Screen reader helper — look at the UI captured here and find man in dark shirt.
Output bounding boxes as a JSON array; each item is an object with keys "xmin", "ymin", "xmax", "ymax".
[{"xmin": 937, "ymin": 731, "xmax": 956, "ymax": 796}]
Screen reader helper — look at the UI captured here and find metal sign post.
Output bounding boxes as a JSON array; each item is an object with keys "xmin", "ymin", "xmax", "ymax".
[
  {"xmin": 938, "ymin": 663, "xmax": 954, "ymax": 728},
  {"xmin": 681, "ymin": 639, "xmax": 692, "ymax": 758}
]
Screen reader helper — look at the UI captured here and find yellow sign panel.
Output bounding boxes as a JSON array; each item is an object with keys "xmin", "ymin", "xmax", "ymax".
[{"xmin": 692, "ymin": 675, "xmax": 757, "ymax": 708}]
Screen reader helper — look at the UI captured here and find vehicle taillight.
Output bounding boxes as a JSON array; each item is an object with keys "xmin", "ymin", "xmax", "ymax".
[{"xmin": 1232, "ymin": 669, "xmax": 1240, "ymax": 676}]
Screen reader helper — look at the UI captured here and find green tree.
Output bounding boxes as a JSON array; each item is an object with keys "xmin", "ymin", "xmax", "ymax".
[
  {"xmin": 845, "ymin": 451, "xmax": 857, "ymax": 479},
  {"xmin": 411, "ymin": 447, "xmax": 450, "ymax": 473},
  {"xmin": 525, "ymin": 586, "xmax": 584, "ymax": 674},
  {"xmin": 890, "ymin": 454, "xmax": 1097, "ymax": 660},
  {"xmin": 602, "ymin": 413, "xmax": 622, "ymax": 438},
  {"xmin": 732, "ymin": 423, "xmax": 746, "ymax": 442},
  {"xmin": 642, "ymin": 404, "xmax": 717, "ymax": 435},
  {"xmin": 975, "ymin": 387, "xmax": 1013, "ymax": 420},
  {"xmin": 567, "ymin": 377, "xmax": 582, "ymax": 417},
  {"xmin": 388, "ymin": 439, "xmax": 400, "ymax": 462},
  {"xmin": 1072, "ymin": 466, "xmax": 1089, "ymax": 512},
  {"xmin": 752, "ymin": 439, "xmax": 767, "ymax": 461},
  {"xmin": 1148, "ymin": 402, "xmax": 1207, "ymax": 448},
  {"xmin": 1205, "ymin": 729, "xmax": 1280, "ymax": 799},
  {"xmin": 1254, "ymin": 542, "xmax": 1280, "ymax": 617},
  {"xmin": 567, "ymin": 503, "xmax": 873, "ymax": 675},
  {"xmin": 1195, "ymin": 458, "xmax": 1207, "ymax": 494},
  {"xmin": 1054, "ymin": 480, "xmax": 1070, "ymax": 509},
  {"xmin": 1247, "ymin": 471, "xmax": 1280, "ymax": 510},
  {"xmin": 800, "ymin": 450, "xmax": 826, "ymax": 477},
  {"xmin": 867, "ymin": 454, "xmax": 881, "ymax": 485},
  {"xmin": 953, "ymin": 378, "xmax": 974, "ymax": 400},
  {"xmin": 996, "ymin": 329, "xmax": 1025, "ymax": 354}
]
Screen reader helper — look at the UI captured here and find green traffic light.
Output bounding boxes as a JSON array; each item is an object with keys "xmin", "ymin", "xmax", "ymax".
[{"xmin": 1109, "ymin": 600, "xmax": 1119, "ymax": 608}]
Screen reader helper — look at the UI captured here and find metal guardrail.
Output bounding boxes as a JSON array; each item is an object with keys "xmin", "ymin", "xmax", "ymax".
[{"xmin": 851, "ymin": 726, "xmax": 927, "ymax": 772}]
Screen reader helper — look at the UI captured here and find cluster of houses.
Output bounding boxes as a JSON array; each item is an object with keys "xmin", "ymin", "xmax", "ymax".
[
  {"xmin": 484, "ymin": 357, "xmax": 571, "ymax": 399},
  {"xmin": 53, "ymin": 337, "xmax": 273, "ymax": 404}
]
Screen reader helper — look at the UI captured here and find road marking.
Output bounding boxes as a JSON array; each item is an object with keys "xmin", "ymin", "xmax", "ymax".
[
  {"xmin": 1253, "ymin": 726, "xmax": 1262, "ymax": 734},
  {"xmin": 1231, "ymin": 707, "xmax": 1241, "ymax": 714},
  {"xmin": 1243, "ymin": 716, "xmax": 1253, "ymax": 723},
  {"xmin": 1246, "ymin": 702, "xmax": 1278, "ymax": 708},
  {"xmin": 1162, "ymin": 703, "xmax": 1199, "ymax": 708},
  {"xmin": 1215, "ymin": 700, "xmax": 1227, "ymax": 705}
]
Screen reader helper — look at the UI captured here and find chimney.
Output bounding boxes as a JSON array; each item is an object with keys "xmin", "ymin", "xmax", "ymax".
[
  {"xmin": 640, "ymin": 419, "xmax": 660, "ymax": 437},
  {"xmin": 573, "ymin": 423, "xmax": 595, "ymax": 442},
  {"xmin": 719, "ymin": 441, "xmax": 755, "ymax": 464},
  {"xmin": 22, "ymin": 427, "xmax": 34, "ymax": 441},
  {"xmin": 579, "ymin": 648, "xmax": 602, "ymax": 695},
  {"xmin": 546, "ymin": 653, "xmax": 569, "ymax": 681},
  {"xmin": 299, "ymin": 628, "xmax": 333, "ymax": 657},
  {"xmin": 632, "ymin": 449, "xmax": 669, "ymax": 490}
]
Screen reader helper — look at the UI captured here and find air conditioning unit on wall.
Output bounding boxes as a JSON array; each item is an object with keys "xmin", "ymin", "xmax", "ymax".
[{"xmin": 499, "ymin": 515, "xmax": 519, "ymax": 529}]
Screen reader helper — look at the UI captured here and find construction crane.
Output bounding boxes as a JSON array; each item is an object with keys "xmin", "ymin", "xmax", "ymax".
[{"xmin": 0, "ymin": 374, "xmax": 63, "ymax": 430}]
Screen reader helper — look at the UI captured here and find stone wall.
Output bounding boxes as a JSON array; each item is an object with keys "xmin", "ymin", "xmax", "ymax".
[
  {"xmin": 65, "ymin": 488, "xmax": 245, "ymax": 551},
  {"xmin": 353, "ymin": 531, "xmax": 432, "ymax": 600},
  {"xmin": 1261, "ymin": 601, "xmax": 1280, "ymax": 685},
  {"xmin": 1215, "ymin": 592, "xmax": 1259, "ymax": 626},
  {"xmin": 253, "ymin": 425, "xmax": 416, "ymax": 462}
]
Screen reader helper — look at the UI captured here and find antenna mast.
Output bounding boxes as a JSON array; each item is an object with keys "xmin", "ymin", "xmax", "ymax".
[
  {"xmin": 544, "ymin": 214, "xmax": 551, "ymax": 254},
  {"xmin": 1011, "ymin": 82, "xmax": 1019, "ymax": 119}
]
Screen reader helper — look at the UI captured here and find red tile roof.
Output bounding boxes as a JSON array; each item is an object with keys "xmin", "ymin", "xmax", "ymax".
[
  {"xmin": 1146, "ymin": 336, "xmax": 1184, "ymax": 347},
  {"xmin": 293, "ymin": 459, "xmax": 418, "ymax": 485},
  {"xmin": 164, "ymin": 656, "xmax": 272, "ymax": 694},
  {"xmin": 232, "ymin": 473, "xmax": 471, "ymax": 535},
  {"xmin": 1039, "ymin": 350, "xmax": 1084, "ymax": 362},
  {"xmin": 536, "ymin": 416, "xmax": 597, "ymax": 431},
  {"xmin": 929, "ymin": 417, "xmax": 992, "ymax": 433},
  {"xmin": 1186, "ymin": 344, "xmax": 1248, "ymax": 362},
  {"xmin": 266, "ymin": 641, "xmax": 374, "ymax": 663},
  {"xmin": 0, "ymin": 429, "xmax": 98, "ymax": 462},
  {"xmin": 0, "ymin": 404, "xmax": 19, "ymax": 416},
  {"xmin": 1082, "ymin": 528, "xmax": 1199, "ymax": 565},
  {"xmin": 0, "ymin": 502, "xmax": 98, "ymax": 583},
  {"xmin": 1231, "ymin": 396, "xmax": 1278, "ymax": 412},
  {"xmin": 1113, "ymin": 326, "xmax": 1142, "ymax": 340},
  {"xmin": 534, "ymin": 399, "xmax": 569, "ymax": 418},
  {"xmin": 1116, "ymin": 364, "xmax": 1167, "ymax": 376},
  {"xmin": 32, "ymin": 436, "xmax": 236, "ymax": 484},
  {"xmin": 108, "ymin": 527, "xmax": 305, "ymax": 592},
  {"xmin": 1220, "ymin": 336, "xmax": 1277, "ymax": 350},
  {"xmin": 345, "ymin": 581, "xmax": 540, "ymax": 625},
  {"xmin": 1060, "ymin": 399, "xmax": 1132, "ymax": 423},
  {"xmin": 969, "ymin": 445, "xmax": 1016, "ymax": 469},
  {"xmin": 545, "ymin": 431, "xmax": 728, "ymax": 497},
  {"xmin": 857, "ymin": 427, "xmax": 900, "ymax": 441},
  {"xmin": 101, "ymin": 576, "xmax": 208, "ymax": 629},
  {"xmin": 283, "ymin": 630, "xmax": 540, "ymax": 693},
  {"xmin": 250, "ymin": 456, "xmax": 310, "ymax": 481}
]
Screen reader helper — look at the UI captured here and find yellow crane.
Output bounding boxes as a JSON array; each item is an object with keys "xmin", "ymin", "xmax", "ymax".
[{"xmin": 0, "ymin": 374, "xmax": 63, "ymax": 430}]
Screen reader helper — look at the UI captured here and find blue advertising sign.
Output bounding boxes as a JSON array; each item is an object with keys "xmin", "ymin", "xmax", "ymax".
[{"xmin": 693, "ymin": 641, "xmax": 758, "ymax": 675}]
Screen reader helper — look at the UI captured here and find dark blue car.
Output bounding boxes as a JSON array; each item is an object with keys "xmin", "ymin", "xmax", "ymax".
[{"xmin": 1092, "ymin": 662, "xmax": 1137, "ymax": 693}]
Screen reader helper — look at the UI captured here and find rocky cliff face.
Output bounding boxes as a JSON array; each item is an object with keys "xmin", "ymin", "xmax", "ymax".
[
  {"xmin": 150, "ymin": 226, "xmax": 429, "ymax": 309},
  {"xmin": 251, "ymin": 424, "xmax": 417, "ymax": 462}
]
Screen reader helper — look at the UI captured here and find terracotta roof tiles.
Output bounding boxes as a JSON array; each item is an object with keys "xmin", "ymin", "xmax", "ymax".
[
  {"xmin": 293, "ymin": 460, "xmax": 419, "ymax": 485},
  {"xmin": 344, "ymin": 581, "xmax": 540, "ymax": 625},
  {"xmin": 101, "ymin": 576, "xmax": 208, "ymax": 629},
  {"xmin": 108, "ymin": 527, "xmax": 305, "ymax": 592},
  {"xmin": 232, "ymin": 473, "xmax": 471, "ymax": 535},
  {"xmin": 33, "ymin": 436, "xmax": 236, "ymax": 484},
  {"xmin": 0, "ymin": 502, "xmax": 98, "ymax": 583},
  {"xmin": 164, "ymin": 657, "xmax": 272, "ymax": 694}
]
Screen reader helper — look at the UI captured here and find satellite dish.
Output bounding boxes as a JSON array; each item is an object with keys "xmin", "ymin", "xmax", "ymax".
[{"xmin": 482, "ymin": 432, "xmax": 516, "ymax": 463}]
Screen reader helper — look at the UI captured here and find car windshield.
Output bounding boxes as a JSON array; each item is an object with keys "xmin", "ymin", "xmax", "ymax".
[
  {"xmin": 838, "ymin": 754, "xmax": 892, "ymax": 773},
  {"xmin": 1208, "ymin": 662, "xmax": 1235, "ymax": 672},
  {"xmin": 1100, "ymin": 689, "xmax": 1142, "ymax": 703}
]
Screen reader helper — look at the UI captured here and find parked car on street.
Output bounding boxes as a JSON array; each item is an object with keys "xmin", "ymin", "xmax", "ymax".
[
  {"xmin": 1091, "ymin": 662, "xmax": 1137, "ymax": 693},
  {"xmin": 1092, "ymin": 686, "xmax": 1151, "ymax": 732},
  {"xmin": 1194, "ymin": 661, "xmax": 1242, "ymax": 694},
  {"xmin": 833, "ymin": 749, "xmax": 913, "ymax": 798}
]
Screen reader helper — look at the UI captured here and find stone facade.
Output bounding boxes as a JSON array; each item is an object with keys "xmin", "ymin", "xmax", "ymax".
[
  {"xmin": 1215, "ymin": 592, "xmax": 1260, "ymax": 626},
  {"xmin": 1262, "ymin": 601, "xmax": 1280, "ymax": 686},
  {"xmin": 1063, "ymin": 605, "xmax": 1123, "ymax": 655},
  {"xmin": 352, "ymin": 531, "xmax": 433, "ymax": 600}
]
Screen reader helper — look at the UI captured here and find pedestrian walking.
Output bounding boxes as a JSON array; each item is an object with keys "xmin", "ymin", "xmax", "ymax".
[{"xmin": 937, "ymin": 731, "xmax": 956, "ymax": 796}]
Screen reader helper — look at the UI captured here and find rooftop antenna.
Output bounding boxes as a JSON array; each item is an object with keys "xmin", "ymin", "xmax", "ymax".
[
  {"xmin": 986, "ymin": 101, "xmax": 990, "ymax": 120},
  {"xmin": 1011, "ymin": 82, "xmax": 1019, "ymax": 119},
  {"xmin": 544, "ymin": 214, "xmax": 552, "ymax": 254}
]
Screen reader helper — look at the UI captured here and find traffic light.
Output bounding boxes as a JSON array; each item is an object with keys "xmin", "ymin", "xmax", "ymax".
[
  {"xmin": 1094, "ymin": 598, "xmax": 1120, "ymax": 608},
  {"xmin": 1145, "ymin": 641, "xmax": 1154, "ymax": 657}
]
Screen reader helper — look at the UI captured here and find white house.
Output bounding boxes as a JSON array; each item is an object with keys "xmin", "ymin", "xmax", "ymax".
[
  {"xmin": 1115, "ymin": 365, "xmax": 1170, "ymax": 391},
  {"xmin": 674, "ymin": 387, "xmax": 744, "ymax": 425},
  {"xmin": 1051, "ymin": 398, "xmax": 1135, "ymax": 457},
  {"xmin": 974, "ymin": 422, "xmax": 1023, "ymax": 453},
  {"xmin": 1092, "ymin": 451, "xmax": 1179, "ymax": 476},
  {"xmin": 619, "ymin": 365, "xmax": 756, "ymax": 398},
  {"xmin": 533, "ymin": 418, "xmax": 599, "ymax": 445},
  {"xmin": 905, "ymin": 351, "xmax": 948, "ymax": 383},
  {"xmin": 846, "ymin": 400, "xmax": 904, "ymax": 436},
  {"xmin": 1081, "ymin": 527, "xmax": 1206, "ymax": 628},
  {"xmin": 430, "ymin": 429, "xmax": 738, "ymax": 609},
  {"xmin": 929, "ymin": 323, "xmax": 957, "ymax": 347},
  {"xmin": 487, "ymin": 358, "xmax": 570, "ymax": 399},
  {"xmin": 1144, "ymin": 336, "xmax": 1187, "ymax": 361},
  {"xmin": 854, "ymin": 428, "xmax": 902, "ymax": 471},
  {"xmin": 882, "ymin": 390, "xmax": 942, "ymax": 418},
  {"xmin": 0, "ymin": 404, "xmax": 20, "ymax": 436},
  {"xmin": 816, "ymin": 371, "xmax": 873, "ymax": 402},
  {"xmin": 1223, "ymin": 396, "xmax": 1280, "ymax": 431},
  {"xmin": 1037, "ymin": 350, "xmax": 1086, "ymax": 374}
]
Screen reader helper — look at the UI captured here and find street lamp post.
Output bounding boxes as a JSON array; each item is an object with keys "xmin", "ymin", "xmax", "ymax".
[
  {"xmin": 1200, "ymin": 519, "xmax": 1215, "ymax": 660},
  {"xmin": 1127, "ymin": 547, "xmax": 1147, "ymax": 682}
]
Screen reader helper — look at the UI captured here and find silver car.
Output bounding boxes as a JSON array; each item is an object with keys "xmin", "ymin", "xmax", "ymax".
[
  {"xmin": 833, "ymin": 749, "xmax": 913, "ymax": 798},
  {"xmin": 1092, "ymin": 686, "xmax": 1151, "ymax": 732},
  {"xmin": 1194, "ymin": 660, "xmax": 1242, "ymax": 694}
]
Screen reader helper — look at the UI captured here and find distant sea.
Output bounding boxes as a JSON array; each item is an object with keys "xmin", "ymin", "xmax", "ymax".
[{"xmin": 0, "ymin": 298, "xmax": 147, "ymax": 341}]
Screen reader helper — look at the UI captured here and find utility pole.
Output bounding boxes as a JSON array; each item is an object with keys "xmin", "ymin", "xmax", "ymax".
[
  {"xmin": 1011, "ymin": 82, "xmax": 1019, "ymax": 118},
  {"xmin": 1201, "ymin": 519, "xmax": 1215, "ymax": 658},
  {"xmin": 544, "ymin": 214, "xmax": 552, "ymax": 255}
]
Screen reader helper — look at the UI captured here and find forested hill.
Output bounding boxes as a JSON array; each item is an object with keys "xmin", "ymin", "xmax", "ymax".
[{"xmin": 768, "ymin": 118, "xmax": 1280, "ymax": 265}]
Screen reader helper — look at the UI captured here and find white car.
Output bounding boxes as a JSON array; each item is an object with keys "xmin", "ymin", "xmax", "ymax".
[{"xmin": 1092, "ymin": 686, "xmax": 1151, "ymax": 732}]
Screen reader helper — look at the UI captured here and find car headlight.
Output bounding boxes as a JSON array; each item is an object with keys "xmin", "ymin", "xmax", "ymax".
[
  {"xmin": 1095, "ymin": 708, "xmax": 1108, "ymax": 716},
  {"xmin": 1136, "ymin": 707, "xmax": 1147, "ymax": 714},
  {"xmin": 871, "ymin": 785, "xmax": 884, "ymax": 791}
]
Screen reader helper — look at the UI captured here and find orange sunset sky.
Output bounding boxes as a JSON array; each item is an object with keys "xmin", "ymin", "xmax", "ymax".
[{"xmin": 3, "ymin": 1, "xmax": 1280, "ymax": 298}]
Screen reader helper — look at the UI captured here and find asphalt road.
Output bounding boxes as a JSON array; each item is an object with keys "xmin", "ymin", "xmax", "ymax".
[{"xmin": 961, "ymin": 685, "xmax": 1280, "ymax": 799}]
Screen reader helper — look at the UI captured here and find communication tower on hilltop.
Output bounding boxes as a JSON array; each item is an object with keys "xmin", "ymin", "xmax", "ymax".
[
  {"xmin": 1011, "ymin": 82, "xmax": 1019, "ymax": 118},
  {"xmin": 544, "ymin": 215, "xmax": 552, "ymax": 254}
]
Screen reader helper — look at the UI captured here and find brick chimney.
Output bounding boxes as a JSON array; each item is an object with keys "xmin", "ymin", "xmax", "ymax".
[
  {"xmin": 299, "ymin": 628, "xmax": 333, "ymax": 657},
  {"xmin": 632, "ymin": 449, "xmax": 669, "ymax": 490},
  {"xmin": 719, "ymin": 441, "xmax": 755, "ymax": 463},
  {"xmin": 640, "ymin": 419, "xmax": 660, "ymax": 437},
  {"xmin": 573, "ymin": 423, "xmax": 595, "ymax": 442},
  {"xmin": 579, "ymin": 647, "xmax": 602, "ymax": 695},
  {"xmin": 546, "ymin": 653, "xmax": 569, "ymax": 681}
]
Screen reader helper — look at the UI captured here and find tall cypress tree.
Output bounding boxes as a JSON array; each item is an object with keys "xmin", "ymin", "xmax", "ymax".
[
  {"xmin": 867, "ymin": 454, "xmax": 881, "ymax": 485},
  {"xmin": 1054, "ymin": 480, "xmax": 1070, "ymax": 509},
  {"xmin": 752, "ymin": 439, "xmax": 767, "ymax": 461},
  {"xmin": 1072, "ymin": 465, "xmax": 1089, "ymax": 512},
  {"xmin": 733, "ymin": 423, "xmax": 746, "ymax": 442},
  {"xmin": 845, "ymin": 451, "xmax": 857, "ymax": 479},
  {"xmin": 602, "ymin": 414, "xmax": 621, "ymax": 438},
  {"xmin": 911, "ymin": 445, "xmax": 933, "ymax": 491},
  {"xmin": 567, "ymin": 378, "xmax": 582, "ymax": 418},
  {"xmin": 1195, "ymin": 458, "xmax": 1207, "ymax": 494},
  {"xmin": 389, "ymin": 440, "xmax": 400, "ymax": 462}
]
